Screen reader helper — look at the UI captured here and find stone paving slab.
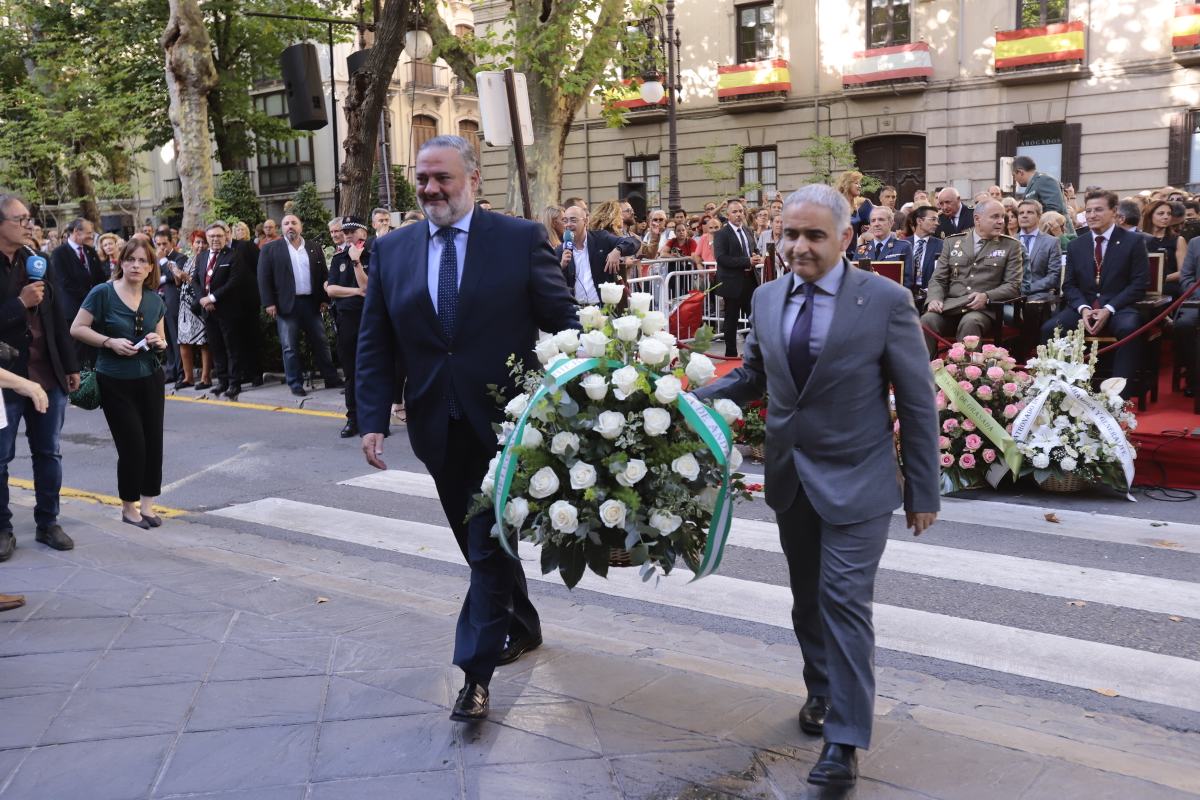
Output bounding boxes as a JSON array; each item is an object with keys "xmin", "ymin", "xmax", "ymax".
[{"xmin": 0, "ymin": 495, "xmax": 1197, "ymax": 799}]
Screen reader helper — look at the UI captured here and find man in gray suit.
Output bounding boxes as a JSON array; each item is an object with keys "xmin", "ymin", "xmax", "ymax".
[
  {"xmin": 694, "ymin": 184, "xmax": 940, "ymax": 794},
  {"xmin": 1013, "ymin": 154, "xmax": 1074, "ymax": 235},
  {"xmin": 1016, "ymin": 199, "xmax": 1063, "ymax": 300}
]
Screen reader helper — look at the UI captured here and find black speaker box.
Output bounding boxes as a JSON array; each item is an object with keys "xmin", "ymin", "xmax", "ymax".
[
  {"xmin": 618, "ymin": 181, "xmax": 647, "ymax": 221},
  {"xmin": 280, "ymin": 43, "xmax": 328, "ymax": 131}
]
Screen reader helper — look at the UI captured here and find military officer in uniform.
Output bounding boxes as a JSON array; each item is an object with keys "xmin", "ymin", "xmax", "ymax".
[
  {"xmin": 920, "ymin": 199, "xmax": 1023, "ymax": 355},
  {"xmin": 324, "ymin": 216, "xmax": 369, "ymax": 438}
]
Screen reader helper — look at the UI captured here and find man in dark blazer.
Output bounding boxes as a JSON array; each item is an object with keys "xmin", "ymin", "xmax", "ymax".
[
  {"xmin": 695, "ymin": 184, "xmax": 939, "ymax": 794},
  {"xmin": 1042, "ymin": 189, "xmax": 1148, "ymax": 398},
  {"xmin": 554, "ymin": 204, "xmax": 640, "ymax": 302},
  {"xmin": 257, "ymin": 214, "xmax": 341, "ymax": 397},
  {"xmin": 855, "ymin": 206, "xmax": 912, "ymax": 280},
  {"xmin": 905, "ymin": 205, "xmax": 944, "ymax": 292},
  {"xmin": 49, "ymin": 218, "xmax": 107, "ymax": 368},
  {"xmin": 714, "ymin": 199, "xmax": 763, "ymax": 357},
  {"xmin": 355, "ymin": 136, "xmax": 580, "ymax": 723},
  {"xmin": 154, "ymin": 230, "xmax": 188, "ymax": 386},
  {"xmin": 1016, "ymin": 199, "xmax": 1063, "ymax": 300},
  {"xmin": 935, "ymin": 188, "xmax": 973, "ymax": 239},
  {"xmin": 192, "ymin": 221, "xmax": 254, "ymax": 400},
  {"xmin": 0, "ymin": 194, "xmax": 81, "ymax": 561}
]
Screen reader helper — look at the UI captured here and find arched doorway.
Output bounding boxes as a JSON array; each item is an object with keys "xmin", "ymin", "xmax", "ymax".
[{"xmin": 853, "ymin": 135, "xmax": 926, "ymax": 206}]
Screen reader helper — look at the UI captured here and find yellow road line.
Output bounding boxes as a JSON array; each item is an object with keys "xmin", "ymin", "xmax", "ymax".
[
  {"xmin": 8, "ymin": 478, "xmax": 187, "ymax": 518},
  {"xmin": 166, "ymin": 394, "xmax": 345, "ymax": 419}
]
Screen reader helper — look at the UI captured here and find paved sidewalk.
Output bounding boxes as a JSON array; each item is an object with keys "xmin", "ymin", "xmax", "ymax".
[{"xmin": 0, "ymin": 492, "xmax": 1197, "ymax": 799}]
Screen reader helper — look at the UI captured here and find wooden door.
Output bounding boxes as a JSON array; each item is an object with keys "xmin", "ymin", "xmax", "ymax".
[{"xmin": 853, "ymin": 135, "xmax": 926, "ymax": 206}]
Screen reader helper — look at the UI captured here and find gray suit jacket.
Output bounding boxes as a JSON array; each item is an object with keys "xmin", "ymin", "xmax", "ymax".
[
  {"xmin": 694, "ymin": 262, "xmax": 941, "ymax": 524},
  {"xmin": 1020, "ymin": 230, "xmax": 1063, "ymax": 299}
]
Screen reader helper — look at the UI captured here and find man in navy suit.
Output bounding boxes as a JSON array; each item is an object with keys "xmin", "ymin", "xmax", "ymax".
[
  {"xmin": 49, "ymin": 218, "xmax": 107, "ymax": 368},
  {"xmin": 935, "ymin": 188, "xmax": 973, "ymax": 239},
  {"xmin": 1041, "ymin": 189, "xmax": 1148, "ymax": 398},
  {"xmin": 855, "ymin": 206, "xmax": 911, "ymax": 277},
  {"xmin": 355, "ymin": 136, "xmax": 580, "ymax": 723},
  {"xmin": 905, "ymin": 205, "xmax": 943, "ymax": 293},
  {"xmin": 554, "ymin": 204, "xmax": 640, "ymax": 302}
]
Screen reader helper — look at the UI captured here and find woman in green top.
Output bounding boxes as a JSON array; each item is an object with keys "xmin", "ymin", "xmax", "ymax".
[{"xmin": 70, "ymin": 238, "xmax": 168, "ymax": 530}]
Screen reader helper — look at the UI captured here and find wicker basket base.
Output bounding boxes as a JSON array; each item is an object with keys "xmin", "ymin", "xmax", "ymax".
[
  {"xmin": 1038, "ymin": 473, "xmax": 1088, "ymax": 493},
  {"xmin": 608, "ymin": 548, "xmax": 633, "ymax": 567}
]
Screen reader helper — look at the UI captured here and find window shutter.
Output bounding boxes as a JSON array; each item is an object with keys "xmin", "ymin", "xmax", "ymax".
[
  {"xmin": 995, "ymin": 128, "xmax": 1019, "ymax": 184},
  {"xmin": 1061, "ymin": 123, "xmax": 1081, "ymax": 190},
  {"xmin": 1168, "ymin": 112, "xmax": 1189, "ymax": 188}
]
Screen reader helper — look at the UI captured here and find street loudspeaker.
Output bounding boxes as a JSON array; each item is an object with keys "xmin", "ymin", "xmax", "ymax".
[
  {"xmin": 619, "ymin": 182, "xmax": 647, "ymax": 221},
  {"xmin": 346, "ymin": 48, "xmax": 370, "ymax": 77},
  {"xmin": 280, "ymin": 43, "xmax": 328, "ymax": 131}
]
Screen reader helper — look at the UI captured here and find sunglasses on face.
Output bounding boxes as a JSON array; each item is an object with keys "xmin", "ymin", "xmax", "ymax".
[{"xmin": 134, "ymin": 310, "xmax": 144, "ymax": 339}]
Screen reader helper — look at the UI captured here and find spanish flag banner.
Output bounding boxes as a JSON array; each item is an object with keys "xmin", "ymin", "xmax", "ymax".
[
  {"xmin": 1172, "ymin": 4, "xmax": 1200, "ymax": 49},
  {"xmin": 717, "ymin": 60, "xmax": 791, "ymax": 99},
  {"xmin": 994, "ymin": 20, "xmax": 1085, "ymax": 70}
]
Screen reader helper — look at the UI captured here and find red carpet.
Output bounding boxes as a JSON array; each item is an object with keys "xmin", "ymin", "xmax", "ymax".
[{"xmin": 1130, "ymin": 358, "xmax": 1200, "ymax": 489}]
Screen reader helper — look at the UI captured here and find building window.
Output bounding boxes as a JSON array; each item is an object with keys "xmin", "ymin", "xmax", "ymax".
[
  {"xmin": 1016, "ymin": 124, "xmax": 1064, "ymax": 183},
  {"xmin": 1018, "ymin": 0, "xmax": 1067, "ymax": 28},
  {"xmin": 411, "ymin": 114, "xmax": 438, "ymax": 163},
  {"xmin": 253, "ymin": 91, "xmax": 315, "ymax": 194},
  {"xmin": 626, "ymin": 156, "xmax": 660, "ymax": 209},
  {"xmin": 867, "ymin": 0, "xmax": 911, "ymax": 49},
  {"xmin": 741, "ymin": 147, "xmax": 777, "ymax": 206},
  {"xmin": 736, "ymin": 3, "xmax": 774, "ymax": 64},
  {"xmin": 458, "ymin": 120, "xmax": 482, "ymax": 161}
]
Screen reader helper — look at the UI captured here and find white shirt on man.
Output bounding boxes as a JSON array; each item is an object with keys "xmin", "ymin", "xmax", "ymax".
[
  {"xmin": 287, "ymin": 237, "xmax": 312, "ymax": 296},
  {"xmin": 426, "ymin": 208, "xmax": 474, "ymax": 313},
  {"xmin": 569, "ymin": 233, "xmax": 600, "ymax": 304}
]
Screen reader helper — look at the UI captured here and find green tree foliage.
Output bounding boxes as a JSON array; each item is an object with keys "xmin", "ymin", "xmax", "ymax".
[
  {"xmin": 290, "ymin": 182, "xmax": 332, "ymax": 248},
  {"xmin": 800, "ymin": 135, "xmax": 881, "ymax": 194},
  {"xmin": 368, "ymin": 166, "xmax": 419, "ymax": 213},
  {"xmin": 210, "ymin": 171, "xmax": 264, "ymax": 229}
]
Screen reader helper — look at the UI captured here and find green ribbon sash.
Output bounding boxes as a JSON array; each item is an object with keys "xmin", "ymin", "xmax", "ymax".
[
  {"xmin": 933, "ymin": 367, "xmax": 1023, "ymax": 482},
  {"xmin": 491, "ymin": 356, "xmax": 736, "ymax": 581}
]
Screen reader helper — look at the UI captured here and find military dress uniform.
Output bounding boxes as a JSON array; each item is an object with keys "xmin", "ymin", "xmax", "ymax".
[
  {"xmin": 326, "ymin": 217, "xmax": 369, "ymax": 435},
  {"xmin": 920, "ymin": 232, "xmax": 1023, "ymax": 355}
]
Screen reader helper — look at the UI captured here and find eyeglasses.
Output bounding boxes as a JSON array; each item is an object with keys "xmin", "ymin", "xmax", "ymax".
[{"xmin": 1, "ymin": 215, "xmax": 33, "ymax": 226}]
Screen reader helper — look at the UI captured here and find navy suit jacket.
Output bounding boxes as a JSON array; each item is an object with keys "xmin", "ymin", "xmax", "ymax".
[
  {"xmin": 49, "ymin": 242, "xmax": 107, "ymax": 323},
  {"xmin": 257, "ymin": 237, "xmax": 330, "ymax": 314},
  {"xmin": 857, "ymin": 236, "xmax": 912, "ymax": 281},
  {"xmin": 355, "ymin": 209, "xmax": 581, "ymax": 472},
  {"xmin": 1062, "ymin": 226, "xmax": 1148, "ymax": 313},
  {"xmin": 905, "ymin": 236, "xmax": 943, "ymax": 290},
  {"xmin": 554, "ymin": 229, "xmax": 640, "ymax": 297},
  {"xmin": 936, "ymin": 205, "xmax": 974, "ymax": 239}
]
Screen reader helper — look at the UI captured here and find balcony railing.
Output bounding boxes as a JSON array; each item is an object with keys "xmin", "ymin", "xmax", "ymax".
[
  {"xmin": 843, "ymin": 41, "xmax": 933, "ymax": 94},
  {"xmin": 1172, "ymin": 4, "xmax": 1200, "ymax": 64},
  {"xmin": 993, "ymin": 20, "xmax": 1086, "ymax": 81},
  {"xmin": 716, "ymin": 59, "xmax": 790, "ymax": 106},
  {"xmin": 404, "ymin": 61, "xmax": 449, "ymax": 92},
  {"xmin": 453, "ymin": 77, "xmax": 477, "ymax": 96}
]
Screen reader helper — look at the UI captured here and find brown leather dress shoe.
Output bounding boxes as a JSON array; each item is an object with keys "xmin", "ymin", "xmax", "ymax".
[{"xmin": 0, "ymin": 593, "xmax": 26, "ymax": 613}]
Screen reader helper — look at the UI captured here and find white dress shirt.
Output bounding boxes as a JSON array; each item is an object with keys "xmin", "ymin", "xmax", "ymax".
[
  {"xmin": 570, "ymin": 234, "xmax": 599, "ymax": 304},
  {"xmin": 287, "ymin": 238, "xmax": 312, "ymax": 296},
  {"xmin": 427, "ymin": 208, "xmax": 474, "ymax": 313}
]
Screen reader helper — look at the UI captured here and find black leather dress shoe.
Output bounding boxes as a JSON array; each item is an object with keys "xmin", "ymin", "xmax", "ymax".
[
  {"xmin": 35, "ymin": 524, "xmax": 74, "ymax": 551},
  {"xmin": 225, "ymin": 385, "xmax": 241, "ymax": 400},
  {"xmin": 450, "ymin": 681, "xmax": 489, "ymax": 722},
  {"xmin": 808, "ymin": 743, "xmax": 858, "ymax": 787},
  {"xmin": 325, "ymin": 378, "xmax": 344, "ymax": 389},
  {"xmin": 798, "ymin": 695, "xmax": 829, "ymax": 736},
  {"xmin": 0, "ymin": 530, "xmax": 14, "ymax": 562},
  {"xmin": 497, "ymin": 633, "xmax": 543, "ymax": 666},
  {"xmin": 339, "ymin": 421, "xmax": 358, "ymax": 438},
  {"xmin": 291, "ymin": 387, "xmax": 307, "ymax": 397}
]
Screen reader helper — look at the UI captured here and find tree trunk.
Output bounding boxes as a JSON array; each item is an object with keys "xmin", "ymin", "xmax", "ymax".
[
  {"xmin": 504, "ymin": 81, "xmax": 572, "ymax": 217},
  {"xmin": 69, "ymin": 142, "xmax": 100, "ymax": 225},
  {"xmin": 339, "ymin": 0, "xmax": 409, "ymax": 218},
  {"xmin": 162, "ymin": 0, "xmax": 218, "ymax": 235}
]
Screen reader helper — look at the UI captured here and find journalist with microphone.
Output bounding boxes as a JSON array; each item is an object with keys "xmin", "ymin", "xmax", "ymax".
[
  {"xmin": 0, "ymin": 194, "xmax": 80, "ymax": 561},
  {"xmin": 554, "ymin": 204, "xmax": 640, "ymax": 303}
]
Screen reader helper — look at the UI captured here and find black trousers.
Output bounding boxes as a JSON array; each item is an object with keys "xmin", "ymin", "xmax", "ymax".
[
  {"xmin": 428, "ymin": 417, "xmax": 539, "ymax": 684},
  {"xmin": 723, "ymin": 278, "xmax": 756, "ymax": 356},
  {"xmin": 204, "ymin": 311, "xmax": 242, "ymax": 388},
  {"xmin": 97, "ymin": 370, "xmax": 165, "ymax": 502},
  {"xmin": 334, "ymin": 306, "xmax": 361, "ymax": 422}
]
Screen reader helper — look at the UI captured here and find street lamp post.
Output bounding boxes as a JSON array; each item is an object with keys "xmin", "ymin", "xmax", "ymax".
[{"xmin": 638, "ymin": 1, "xmax": 682, "ymax": 215}]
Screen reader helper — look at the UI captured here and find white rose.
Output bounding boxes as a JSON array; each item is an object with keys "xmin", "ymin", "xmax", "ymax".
[
  {"xmin": 713, "ymin": 399, "xmax": 742, "ymax": 425},
  {"xmin": 533, "ymin": 338, "xmax": 560, "ymax": 366},
  {"xmin": 640, "ymin": 310, "xmax": 667, "ymax": 335},
  {"xmin": 1032, "ymin": 453, "xmax": 1050, "ymax": 469},
  {"xmin": 480, "ymin": 467, "xmax": 496, "ymax": 496},
  {"xmin": 728, "ymin": 446, "xmax": 743, "ymax": 470},
  {"xmin": 612, "ymin": 315, "xmax": 641, "ymax": 342},
  {"xmin": 654, "ymin": 374, "xmax": 683, "ymax": 404},
  {"xmin": 552, "ymin": 329, "xmax": 580, "ymax": 355},
  {"xmin": 503, "ymin": 497, "xmax": 530, "ymax": 529},
  {"xmin": 628, "ymin": 292, "xmax": 653, "ymax": 314},
  {"xmin": 580, "ymin": 373, "xmax": 608, "ymax": 401},
  {"xmin": 521, "ymin": 426, "xmax": 543, "ymax": 449},
  {"xmin": 580, "ymin": 330, "xmax": 609, "ymax": 357},
  {"xmin": 594, "ymin": 410, "xmax": 626, "ymax": 440},
  {"xmin": 550, "ymin": 431, "xmax": 579, "ymax": 455},
  {"xmin": 648, "ymin": 509, "xmax": 682, "ymax": 535},
  {"xmin": 569, "ymin": 460, "xmax": 597, "ymax": 490},
  {"xmin": 504, "ymin": 393, "xmax": 530, "ymax": 419},
  {"xmin": 652, "ymin": 330, "xmax": 677, "ymax": 348},
  {"xmin": 548, "ymin": 500, "xmax": 579, "ymax": 533},
  {"xmin": 578, "ymin": 305, "xmax": 607, "ymax": 331},
  {"xmin": 598, "ymin": 499, "xmax": 627, "ymax": 529},
  {"xmin": 1060, "ymin": 456, "xmax": 1078, "ymax": 471},
  {"xmin": 615, "ymin": 458, "xmax": 648, "ymax": 487},
  {"xmin": 672, "ymin": 452, "xmax": 701, "ymax": 481},
  {"xmin": 599, "ymin": 282, "xmax": 625, "ymax": 306},
  {"xmin": 685, "ymin": 353, "xmax": 717, "ymax": 386},
  {"xmin": 642, "ymin": 407, "xmax": 672, "ymax": 436},
  {"xmin": 528, "ymin": 466, "xmax": 560, "ymax": 499},
  {"xmin": 637, "ymin": 337, "xmax": 670, "ymax": 367},
  {"xmin": 611, "ymin": 365, "xmax": 640, "ymax": 398}
]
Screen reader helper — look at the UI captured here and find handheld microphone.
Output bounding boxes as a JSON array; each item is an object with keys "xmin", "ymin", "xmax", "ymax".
[
  {"xmin": 26, "ymin": 254, "xmax": 47, "ymax": 282},
  {"xmin": 563, "ymin": 230, "xmax": 574, "ymax": 253}
]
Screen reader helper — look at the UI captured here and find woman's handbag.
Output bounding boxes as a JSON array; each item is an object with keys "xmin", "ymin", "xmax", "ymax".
[{"xmin": 68, "ymin": 369, "xmax": 101, "ymax": 410}]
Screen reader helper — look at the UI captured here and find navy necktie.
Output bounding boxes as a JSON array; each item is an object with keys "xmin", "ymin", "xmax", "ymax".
[
  {"xmin": 874, "ymin": 241, "xmax": 883, "ymax": 260},
  {"xmin": 436, "ymin": 227, "xmax": 462, "ymax": 417},
  {"xmin": 788, "ymin": 281, "xmax": 817, "ymax": 393},
  {"xmin": 913, "ymin": 239, "xmax": 925, "ymax": 287}
]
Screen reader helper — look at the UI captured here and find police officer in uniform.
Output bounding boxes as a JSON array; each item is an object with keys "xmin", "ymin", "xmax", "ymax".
[
  {"xmin": 324, "ymin": 216, "xmax": 369, "ymax": 438},
  {"xmin": 920, "ymin": 199, "xmax": 1023, "ymax": 356}
]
